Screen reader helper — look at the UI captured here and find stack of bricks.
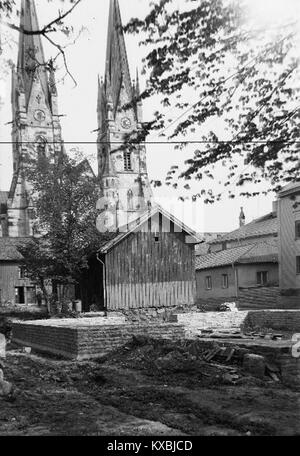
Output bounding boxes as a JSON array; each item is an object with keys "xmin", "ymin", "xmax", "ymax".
[
  {"xmin": 170, "ymin": 310, "xmax": 300, "ymax": 337},
  {"xmin": 12, "ymin": 319, "xmax": 185, "ymax": 360},
  {"xmin": 243, "ymin": 310, "xmax": 300, "ymax": 332}
]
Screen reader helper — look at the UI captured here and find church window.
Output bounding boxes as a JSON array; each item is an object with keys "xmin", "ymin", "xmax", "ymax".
[
  {"xmin": 124, "ymin": 151, "xmax": 132, "ymax": 171},
  {"xmin": 127, "ymin": 189, "xmax": 134, "ymax": 210},
  {"xmin": 36, "ymin": 136, "xmax": 47, "ymax": 157}
]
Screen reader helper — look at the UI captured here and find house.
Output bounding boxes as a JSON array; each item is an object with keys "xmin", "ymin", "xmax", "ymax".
[
  {"xmin": 78, "ymin": 206, "xmax": 198, "ymax": 312},
  {"xmin": 278, "ymin": 182, "xmax": 300, "ymax": 295},
  {"xmin": 196, "ymin": 239, "xmax": 278, "ymax": 304},
  {"xmin": 195, "ymin": 208, "xmax": 279, "ymax": 308},
  {"xmin": 0, "ymin": 238, "xmax": 37, "ymax": 306}
]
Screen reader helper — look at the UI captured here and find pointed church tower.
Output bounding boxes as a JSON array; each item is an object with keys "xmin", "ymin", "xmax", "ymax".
[
  {"xmin": 8, "ymin": 0, "xmax": 63, "ymax": 237},
  {"xmin": 97, "ymin": 0, "xmax": 153, "ymax": 229}
]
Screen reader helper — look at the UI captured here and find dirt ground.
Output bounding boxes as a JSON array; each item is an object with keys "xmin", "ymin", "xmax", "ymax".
[{"xmin": 0, "ymin": 337, "xmax": 299, "ymax": 436}]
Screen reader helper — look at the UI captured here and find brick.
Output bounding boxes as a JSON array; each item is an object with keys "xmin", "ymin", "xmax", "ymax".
[{"xmin": 11, "ymin": 320, "xmax": 185, "ymax": 360}]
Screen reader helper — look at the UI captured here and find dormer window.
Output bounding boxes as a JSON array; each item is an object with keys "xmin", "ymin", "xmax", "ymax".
[{"xmin": 124, "ymin": 151, "xmax": 132, "ymax": 171}]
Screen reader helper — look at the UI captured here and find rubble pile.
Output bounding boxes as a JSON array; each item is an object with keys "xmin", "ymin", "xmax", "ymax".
[{"xmin": 107, "ymin": 336, "xmax": 282, "ymax": 386}]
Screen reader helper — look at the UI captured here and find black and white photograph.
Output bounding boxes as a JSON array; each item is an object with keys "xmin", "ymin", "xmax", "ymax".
[{"xmin": 0, "ymin": 0, "xmax": 299, "ymax": 440}]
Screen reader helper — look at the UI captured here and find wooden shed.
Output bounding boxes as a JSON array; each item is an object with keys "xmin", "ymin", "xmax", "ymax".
[
  {"xmin": 80, "ymin": 206, "xmax": 199, "ymax": 311},
  {"xmin": 0, "ymin": 237, "xmax": 37, "ymax": 306}
]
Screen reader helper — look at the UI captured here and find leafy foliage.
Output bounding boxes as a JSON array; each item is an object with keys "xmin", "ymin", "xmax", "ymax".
[
  {"xmin": 125, "ymin": 0, "xmax": 300, "ymax": 201},
  {"xmin": 18, "ymin": 150, "xmax": 105, "ymax": 304}
]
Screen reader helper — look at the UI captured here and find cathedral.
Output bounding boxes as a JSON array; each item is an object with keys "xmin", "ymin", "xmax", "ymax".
[
  {"xmin": 0, "ymin": 0, "xmax": 152, "ymax": 239},
  {"xmin": 97, "ymin": 0, "xmax": 153, "ymax": 230},
  {"xmin": 0, "ymin": 0, "xmax": 198, "ymax": 310}
]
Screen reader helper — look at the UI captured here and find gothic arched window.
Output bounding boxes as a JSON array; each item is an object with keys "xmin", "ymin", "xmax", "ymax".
[
  {"xmin": 127, "ymin": 189, "xmax": 133, "ymax": 210},
  {"xmin": 36, "ymin": 136, "xmax": 47, "ymax": 157},
  {"xmin": 124, "ymin": 151, "xmax": 132, "ymax": 171}
]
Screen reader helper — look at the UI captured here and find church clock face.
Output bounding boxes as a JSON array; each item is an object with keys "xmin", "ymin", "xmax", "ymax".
[
  {"xmin": 34, "ymin": 109, "xmax": 45, "ymax": 122},
  {"xmin": 120, "ymin": 117, "xmax": 131, "ymax": 129}
]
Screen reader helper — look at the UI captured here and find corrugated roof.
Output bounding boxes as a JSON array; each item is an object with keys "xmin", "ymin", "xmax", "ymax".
[
  {"xmin": 195, "ymin": 240, "xmax": 278, "ymax": 270},
  {"xmin": 0, "ymin": 237, "xmax": 32, "ymax": 261},
  {"xmin": 209, "ymin": 212, "xmax": 278, "ymax": 244}
]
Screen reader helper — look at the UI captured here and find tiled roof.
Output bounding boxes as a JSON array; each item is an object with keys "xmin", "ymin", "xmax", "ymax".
[
  {"xmin": 195, "ymin": 240, "xmax": 278, "ymax": 270},
  {"xmin": 0, "ymin": 237, "xmax": 32, "ymax": 261},
  {"xmin": 195, "ymin": 244, "xmax": 252, "ymax": 270},
  {"xmin": 195, "ymin": 242, "xmax": 211, "ymax": 256},
  {"xmin": 195, "ymin": 232, "xmax": 227, "ymax": 253},
  {"xmin": 209, "ymin": 212, "xmax": 278, "ymax": 244},
  {"xmin": 238, "ymin": 239, "xmax": 278, "ymax": 264}
]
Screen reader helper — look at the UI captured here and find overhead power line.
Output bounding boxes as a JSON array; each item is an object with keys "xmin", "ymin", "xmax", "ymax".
[{"xmin": 0, "ymin": 140, "xmax": 299, "ymax": 145}]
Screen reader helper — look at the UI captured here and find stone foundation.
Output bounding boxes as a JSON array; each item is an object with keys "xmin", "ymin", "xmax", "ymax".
[
  {"xmin": 112, "ymin": 305, "xmax": 198, "ymax": 324},
  {"xmin": 242, "ymin": 310, "xmax": 300, "ymax": 332},
  {"xmin": 170, "ymin": 310, "xmax": 300, "ymax": 337},
  {"xmin": 12, "ymin": 318, "xmax": 185, "ymax": 360}
]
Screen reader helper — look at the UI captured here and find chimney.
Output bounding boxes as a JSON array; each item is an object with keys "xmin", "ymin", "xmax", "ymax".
[
  {"xmin": 272, "ymin": 200, "xmax": 278, "ymax": 216},
  {"xmin": 239, "ymin": 207, "xmax": 245, "ymax": 227}
]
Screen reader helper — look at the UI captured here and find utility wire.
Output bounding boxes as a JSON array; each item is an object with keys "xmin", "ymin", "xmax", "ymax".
[{"xmin": 0, "ymin": 140, "xmax": 299, "ymax": 145}]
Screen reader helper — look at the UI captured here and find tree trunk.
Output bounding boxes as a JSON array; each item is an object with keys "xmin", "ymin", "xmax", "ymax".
[{"xmin": 39, "ymin": 277, "xmax": 50, "ymax": 314}]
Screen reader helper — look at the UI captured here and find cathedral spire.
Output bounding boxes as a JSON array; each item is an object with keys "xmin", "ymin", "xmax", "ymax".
[
  {"xmin": 17, "ymin": 0, "xmax": 50, "ymax": 109},
  {"xmin": 105, "ymin": 0, "xmax": 133, "ymax": 114}
]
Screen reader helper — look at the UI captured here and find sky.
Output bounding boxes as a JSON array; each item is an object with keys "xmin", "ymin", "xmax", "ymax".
[{"xmin": 0, "ymin": 0, "xmax": 299, "ymax": 233}]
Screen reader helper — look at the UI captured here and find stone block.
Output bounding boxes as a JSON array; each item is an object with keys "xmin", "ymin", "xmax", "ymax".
[
  {"xmin": 243, "ymin": 353, "xmax": 266, "ymax": 378},
  {"xmin": 0, "ymin": 379, "xmax": 13, "ymax": 397}
]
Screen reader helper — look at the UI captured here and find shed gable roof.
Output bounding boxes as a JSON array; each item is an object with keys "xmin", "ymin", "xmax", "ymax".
[{"xmin": 98, "ymin": 205, "xmax": 201, "ymax": 254}]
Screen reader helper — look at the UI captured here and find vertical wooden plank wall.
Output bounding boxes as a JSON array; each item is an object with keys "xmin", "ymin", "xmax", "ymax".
[
  {"xmin": 0, "ymin": 261, "xmax": 36, "ymax": 305},
  {"xmin": 105, "ymin": 230, "xmax": 196, "ymax": 310}
]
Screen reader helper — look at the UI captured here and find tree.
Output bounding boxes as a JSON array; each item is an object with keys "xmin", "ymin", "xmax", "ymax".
[
  {"xmin": 125, "ymin": 0, "xmax": 300, "ymax": 202},
  {"xmin": 17, "ymin": 150, "xmax": 109, "ymax": 311}
]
